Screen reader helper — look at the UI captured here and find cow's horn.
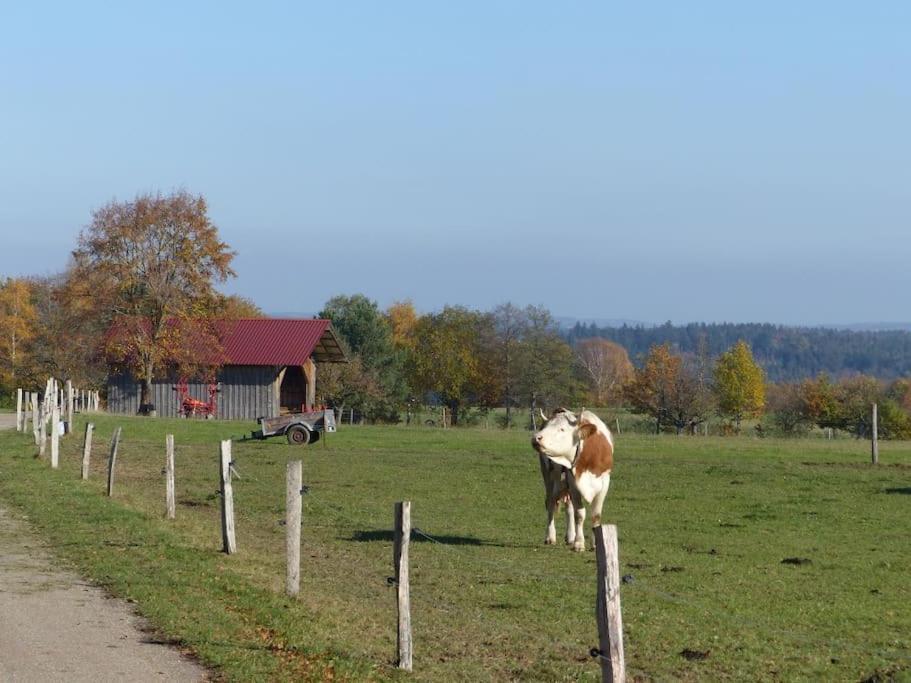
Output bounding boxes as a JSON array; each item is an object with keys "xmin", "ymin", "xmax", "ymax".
[{"xmin": 538, "ymin": 408, "xmax": 548, "ymax": 423}]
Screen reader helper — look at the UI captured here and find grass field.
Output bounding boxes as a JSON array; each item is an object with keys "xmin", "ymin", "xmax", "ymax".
[{"xmin": 0, "ymin": 416, "xmax": 910, "ymax": 681}]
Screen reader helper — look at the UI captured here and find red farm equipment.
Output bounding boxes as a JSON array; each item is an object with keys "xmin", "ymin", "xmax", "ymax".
[{"xmin": 173, "ymin": 380, "xmax": 220, "ymax": 419}]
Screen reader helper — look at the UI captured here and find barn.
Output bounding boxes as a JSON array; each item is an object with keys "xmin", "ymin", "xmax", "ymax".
[{"xmin": 106, "ymin": 319, "xmax": 347, "ymax": 420}]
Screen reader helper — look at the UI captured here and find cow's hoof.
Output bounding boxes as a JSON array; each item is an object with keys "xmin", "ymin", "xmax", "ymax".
[
  {"xmin": 565, "ymin": 537, "xmax": 576, "ymax": 546},
  {"xmin": 572, "ymin": 543, "xmax": 585, "ymax": 553},
  {"xmin": 544, "ymin": 537, "xmax": 556, "ymax": 545}
]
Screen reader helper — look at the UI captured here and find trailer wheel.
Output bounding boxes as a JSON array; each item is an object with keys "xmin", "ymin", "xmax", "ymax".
[{"xmin": 286, "ymin": 425, "xmax": 311, "ymax": 445}]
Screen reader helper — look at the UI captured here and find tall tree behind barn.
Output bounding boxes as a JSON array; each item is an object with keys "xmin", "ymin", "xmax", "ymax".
[
  {"xmin": 107, "ymin": 319, "xmax": 347, "ymax": 419},
  {"xmin": 71, "ymin": 191, "xmax": 236, "ymax": 412}
]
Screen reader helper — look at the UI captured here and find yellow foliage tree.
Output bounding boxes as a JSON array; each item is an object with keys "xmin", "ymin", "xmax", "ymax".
[
  {"xmin": 385, "ymin": 300, "xmax": 418, "ymax": 350},
  {"xmin": 0, "ymin": 278, "xmax": 38, "ymax": 388},
  {"xmin": 714, "ymin": 340, "xmax": 765, "ymax": 431},
  {"xmin": 408, "ymin": 306, "xmax": 484, "ymax": 425}
]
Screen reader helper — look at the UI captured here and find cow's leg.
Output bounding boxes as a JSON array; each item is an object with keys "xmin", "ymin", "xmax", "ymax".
[
  {"xmin": 544, "ymin": 487, "xmax": 558, "ymax": 545},
  {"xmin": 564, "ymin": 496, "xmax": 576, "ymax": 545},
  {"xmin": 590, "ymin": 474, "xmax": 611, "ymax": 528},
  {"xmin": 569, "ymin": 488, "xmax": 586, "ymax": 552}
]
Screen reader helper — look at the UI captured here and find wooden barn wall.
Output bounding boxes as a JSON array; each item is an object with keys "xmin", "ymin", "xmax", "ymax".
[{"xmin": 107, "ymin": 365, "xmax": 280, "ymax": 420}]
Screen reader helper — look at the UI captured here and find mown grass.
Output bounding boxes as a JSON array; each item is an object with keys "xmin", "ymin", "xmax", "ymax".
[{"xmin": 1, "ymin": 416, "xmax": 910, "ymax": 681}]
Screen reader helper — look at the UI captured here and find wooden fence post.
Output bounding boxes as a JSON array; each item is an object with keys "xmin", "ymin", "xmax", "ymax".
[
  {"xmin": 38, "ymin": 405, "xmax": 47, "ymax": 458},
  {"xmin": 871, "ymin": 403, "xmax": 879, "ymax": 465},
  {"xmin": 393, "ymin": 501, "xmax": 413, "ymax": 672},
  {"xmin": 219, "ymin": 440, "xmax": 237, "ymax": 554},
  {"xmin": 286, "ymin": 460, "xmax": 303, "ymax": 596},
  {"xmin": 66, "ymin": 379, "xmax": 74, "ymax": 433},
  {"xmin": 81, "ymin": 423, "xmax": 94, "ymax": 480},
  {"xmin": 165, "ymin": 434, "xmax": 176, "ymax": 519},
  {"xmin": 594, "ymin": 525, "xmax": 625, "ymax": 683},
  {"xmin": 32, "ymin": 399, "xmax": 40, "ymax": 446},
  {"xmin": 16, "ymin": 388, "xmax": 23, "ymax": 432},
  {"xmin": 50, "ymin": 404, "xmax": 60, "ymax": 469},
  {"xmin": 106, "ymin": 427, "xmax": 122, "ymax": 497},
  {"xmin": 21, "ymin": 393, "xmax": 30, "ymax": 434}
]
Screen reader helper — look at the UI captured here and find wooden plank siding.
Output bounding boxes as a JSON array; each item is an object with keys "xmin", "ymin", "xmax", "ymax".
[{"xmin": 107, "ymin": 365, "xmax": 281, "ymax": 420}]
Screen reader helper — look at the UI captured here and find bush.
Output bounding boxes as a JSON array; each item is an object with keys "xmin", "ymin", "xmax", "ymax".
[{"xmin": 876, "ymin": 399, "xmax": 911, "ymax": 440}]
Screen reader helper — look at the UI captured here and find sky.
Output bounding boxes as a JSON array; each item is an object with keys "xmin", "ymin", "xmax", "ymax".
[{"xmin": 1, "ymin": 2, "xmax": 909, "ymax": 325}]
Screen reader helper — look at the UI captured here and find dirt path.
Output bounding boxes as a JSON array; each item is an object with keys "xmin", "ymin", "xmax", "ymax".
[{"xmin": 0, "ymin": 417, "xmax": 209, "ymax": 682}]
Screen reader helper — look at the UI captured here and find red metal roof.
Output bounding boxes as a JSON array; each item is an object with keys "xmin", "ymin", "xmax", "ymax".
[{"xmin": 219, "ymin": 319, "xmax": 346, "ymax": 366}]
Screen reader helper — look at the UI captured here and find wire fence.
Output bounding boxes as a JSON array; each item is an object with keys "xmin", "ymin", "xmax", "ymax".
[{"xmin": 304, "ymin": 490, "xmax": 911, "ymax": 676}]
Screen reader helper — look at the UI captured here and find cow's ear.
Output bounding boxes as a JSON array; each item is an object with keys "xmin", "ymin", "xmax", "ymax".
[{"xmin": 578, "ymin": 423, "xmax": 597, "ymax": 439}]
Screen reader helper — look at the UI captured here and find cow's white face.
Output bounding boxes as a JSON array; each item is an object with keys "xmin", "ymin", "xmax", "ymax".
[{"xmin": 532, "ymin": 411, "xmax": 582, "ymax": 465}]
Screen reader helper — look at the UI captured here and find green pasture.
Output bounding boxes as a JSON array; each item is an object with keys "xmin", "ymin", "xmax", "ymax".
[{"xmin": 0, "ymin": 416, "xmax": 909, "ymax": 681}]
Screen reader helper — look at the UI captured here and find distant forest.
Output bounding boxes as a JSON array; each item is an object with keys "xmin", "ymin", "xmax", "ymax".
[{"xmin": 565, "ymin": 322, "xmax": 911, "ymax": 382}]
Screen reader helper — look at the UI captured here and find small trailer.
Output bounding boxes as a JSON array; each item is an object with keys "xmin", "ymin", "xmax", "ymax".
[{"xmin": 255, "ymin": 409, "xmax": 337, "ymax": 445}]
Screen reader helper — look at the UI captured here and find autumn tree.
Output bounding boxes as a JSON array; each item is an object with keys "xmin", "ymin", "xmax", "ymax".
[
  {"xmin": 386, "ymin": 300, "xmax": 418, "ymax": 351},
  {"xmin": 886, "ymin": 378, "xmax": 911, "ymax": 413},
  {"xmin": 575, "ymin": 338, "xmax": 633, "ymax": 406},
  {"xmin": 625, "ymin": 343, "xmax": 713, "ymax": 434},
  {"xmin": 70, "ymin": 191, "xmax": 235, "ymax": 411},
  {"xmin": 714, "ymin": 340, "xmax": 766, "ymax": 431},
  {"xmin": 0, "ymin": 278, "xmax": 38, "ymax": 389},
  {"xmin": 215, "ymin": 294, "xmax": 265, "ymax": 318},
  {"xmin": 836, "ymin": 375, "xmax": 881, "ymax": 437},
  {"xmin": 512, "ymin": 306, "xmax": 580, "ymax": 425},
  {"xmin": 20, "ymin": 272, "xmax": 102, "ymax": 389},
  {"xmin": 485, "ymin": 303, "xmax": 529, "ymax": 427},
  {"xmin": 765, "ymin": 382, "xmax": 814, "ymax": 435},
  {"xmin": 408, "ymin": 306, "xmax": 487, "ymax": 425},
  {"xmin": 316, "ymin": 356, "xmax": 385, "ymax": 420}
]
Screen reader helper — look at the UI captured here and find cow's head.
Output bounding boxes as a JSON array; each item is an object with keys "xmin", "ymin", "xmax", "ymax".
[{"xmin": 531, "ymin": 408, "xmax": 597, "ymax": 468}]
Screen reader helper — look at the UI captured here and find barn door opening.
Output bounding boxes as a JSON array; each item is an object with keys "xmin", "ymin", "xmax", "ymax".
[{"xmin": 279, "ymin": 366, "xmax": 307, "ymax": 414}]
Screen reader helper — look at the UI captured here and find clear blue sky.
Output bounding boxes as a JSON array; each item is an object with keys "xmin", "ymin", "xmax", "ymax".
[{"xmin": 2, "ymin": 2, "xmax": 909, "ymax": 325}]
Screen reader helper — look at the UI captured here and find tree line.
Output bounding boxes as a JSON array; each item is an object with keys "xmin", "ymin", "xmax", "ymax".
[{"xmin": 566, "ymin": 321, "xmax": 911, "ymax": 381}]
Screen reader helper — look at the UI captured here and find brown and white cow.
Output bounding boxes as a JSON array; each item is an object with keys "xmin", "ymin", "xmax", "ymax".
[{"xmin": 532, "ymin": 408, "xmax": 614, "ymax": 552}]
